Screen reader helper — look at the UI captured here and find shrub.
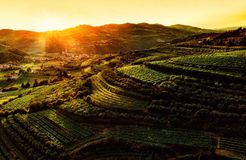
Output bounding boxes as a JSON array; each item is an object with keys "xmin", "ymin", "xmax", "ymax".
[
  {"xmin": 21, "ymin": 82, "xmax": 30, "ymax": 88},
  {"xmin": 33, "ymin": 79, "xmax": 38, "ymax": 87},
  {"xmin": 38, "ymin": 80, "xmax": 49, "ymax": 86}
]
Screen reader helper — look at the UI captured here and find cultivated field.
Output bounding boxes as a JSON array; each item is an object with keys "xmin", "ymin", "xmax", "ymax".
[{"xmin": 0, "ymin": 29, "xmax": 246, "ymax": 159}]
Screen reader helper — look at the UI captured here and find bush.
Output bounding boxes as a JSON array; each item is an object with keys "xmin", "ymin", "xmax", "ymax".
[
  {"xmin": 29, "ymin": 101, "xmax": 43, "ymax": 112},
  {"xmin": 21, "ymin": 82, "xmax": 30, "ymax": 88},
  {"xmin": 33, "ymin": 79, "xmax": 38, "ymax": 87},
  {"xmin": 33, "ymin": 79, "xmax": 53, "ymax": 87},
  {"xmin": 50, "ymin": 78, "xmax": 62, "ymax": 83}
]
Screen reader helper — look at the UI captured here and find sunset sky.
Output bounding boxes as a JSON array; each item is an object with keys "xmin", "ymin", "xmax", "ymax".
[{"xmin": 0, "ymin": 0, "xmax": 246, "ymax": 31}]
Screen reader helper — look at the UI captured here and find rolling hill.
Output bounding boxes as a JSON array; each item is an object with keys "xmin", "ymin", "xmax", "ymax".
[
  {"xmin": 169, "ymin": 24, "xmax": 214, "ymax": 33},
  {"xmin": 0, "ymin": 23, "xmax": 211, "ymax": 55},
  {"xmin": 172, "ymin": 27, "xmax": 246, "ymax": 47},
  {"xmin": 0, "ymin": 44, "xmax": 27, "ymax": 64},
  {"xmin": 0, "ymin": 25, "xmax": 246, "ymax": 159}
]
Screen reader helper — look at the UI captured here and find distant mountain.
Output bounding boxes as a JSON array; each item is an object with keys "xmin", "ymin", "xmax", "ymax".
[
  {"xmin": 169, "ymin": 24, "xmax": 214, "ymax": 33},
  {"xmin": 0, "ymin": 23, "xmax": 213, "ymax": 55},
  {"xmin": 0, "ymin": 29, "xmax": 45, "ymax": 53},
  {"xmin": 0, "ymin": 44, "xmax": 27, "ymax": 64},
  {"xmin": 172, "ymin": 27, "xmax": 246, "ymax": 47},
  {"xmin": 218, "ymin": 26, "xmax": 246, "ymax": 31}
]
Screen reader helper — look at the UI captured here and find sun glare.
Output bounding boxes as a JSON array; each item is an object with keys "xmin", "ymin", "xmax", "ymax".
[{"xmin": 39, "ymin": 17, "xmax": 68, "ymax": 31}]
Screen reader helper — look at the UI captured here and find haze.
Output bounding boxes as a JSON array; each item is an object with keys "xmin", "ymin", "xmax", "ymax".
[{"xmin": 0, "ymin": 0, "xmax": 246, "ymax": 31}]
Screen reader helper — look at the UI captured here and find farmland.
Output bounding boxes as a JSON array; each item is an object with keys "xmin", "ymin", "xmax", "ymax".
[{"xmin": 0, "ymin": 26, "xmax": 246, "ymax": 159}]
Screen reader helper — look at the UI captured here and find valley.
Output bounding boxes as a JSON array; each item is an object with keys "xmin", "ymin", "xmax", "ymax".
[{"xmin": 0, "ymin": 24, "xmax": 245, "ymax": 160}]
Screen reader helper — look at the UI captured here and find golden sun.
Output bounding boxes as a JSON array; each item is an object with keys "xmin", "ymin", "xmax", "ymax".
[{"xmin": 39, "ymin": 17, "xmax": 67, "ymax": 31}]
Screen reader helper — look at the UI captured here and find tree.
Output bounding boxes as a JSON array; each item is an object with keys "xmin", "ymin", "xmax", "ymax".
[
  {"xmin": 240, "ymin": 37, "xmax": 246, "ymax": 46},
  {"xmin": 33, "ymin": 79, "xmax": 38, "ymax": 87},
  {"xmin": 25, "ymin": 82, "xmax": 30, "ymax": 88},
  {"xmin": 227, "ymin": 39, "xmax": 235, "ymax": 46},
  {"xmin": 19, "ymin": 69, "xmax": 26, "ymax": 75},
  {"xmin": 62, "ymin": 71, "xmax": 69, "ymax": 78},
  {"xmin": 21, "ymin": 82, "xmax": 30, "ymax": 88},
  {"xmin": 203, "ymin": 39, "xmax": 212, "ymax": 45},
  {"xmin": 27, "ymin": 67, "xmax": 32, "ymax": 73}
]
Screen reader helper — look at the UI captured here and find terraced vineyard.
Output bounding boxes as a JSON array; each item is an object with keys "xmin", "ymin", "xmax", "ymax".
[
  {"xmin": 117, "ymin": 65, "xmax": 170, "ymax": 84},
  {"xmin": 2, "ymin": 94, "xmax": 36, "ymax": 111},
  {"xmin": 0, "ymin": 43, "xmax": 246, "ymax": 159},
  {"xmin": 0, "ymin": 84, "xmax": 59, "ymax": 114},
  {"xmin": 145, "ymin": 50, "xmax": 246, "ymax": 82},
  {"xmin": 0, "ymin": 110, "xmax": 94, "ymax": 159},
  {"xmin": 171, "ymin": 50, "xmax": 246, "ymax": 69},
  {"xmin": 147, "ymin": 61, "xmax": 244, "ymax": 81},
  {"xmin": 0, "ymin": 95, "xmax": 18, "ymax": 105},
  {"xmin": 90, "ymin": 73, "xmax": 150, "ymax": 111},
  {"xmin": 111, "ymin": 127, "xmax": 213, "ymax": 149},
  {"xmin": 219, "ymin": 138, "xmax": 246, "ymax": 154},
  {"xmin": 29, "ymin": 110, "xmax": 93, "ymax": 144}
]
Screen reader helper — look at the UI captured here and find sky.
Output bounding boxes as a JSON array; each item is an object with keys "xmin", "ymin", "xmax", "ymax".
[{"xmin": 0, "ymin": 0, "xmax": 246, "ymax": 31}]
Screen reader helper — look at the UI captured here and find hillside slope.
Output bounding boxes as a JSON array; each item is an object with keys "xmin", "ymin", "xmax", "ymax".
[
  {"xmin": 0, "ymin": 44, "xmax": 27, "ymax": 64},
  {"xmin": 172, "ymin": 27, "xmax": 246, "ymax": 47},
  {"xmin": 0, "ymin": 23, "xmax": 210, "ymax": 54},
  {"xmin": 169, "ymin": 24, "xmax": 214, "ymax": 33}
]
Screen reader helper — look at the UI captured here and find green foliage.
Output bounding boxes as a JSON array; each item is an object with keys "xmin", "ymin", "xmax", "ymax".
[
  {"xmin": 89, "ymin": 73, "xmax": 149, "ymax": 111},
  {"xmin": 147, "ymin": 60, "xmax": 244, "ymax": 81},
  {"xmin": 0, "ymin": 110, "xmax": 93, "ymax": 159},
  {"xmin": 170, "ymin": 50, "xmax": 246, "ymax": 69},
  {"xmin": 219, "ymin": 137, "xmax": 246, "ymax": 153},
  {"xmin": 133, "ymin": 54, "xmax": 177, "ymax": 64},
  {"xmin": 110, "ymin": 126, "xmax": 213, "ymax": 149},
  {"xmin": 29, "ymin": 110, "xmax": 93, "ymax": 143},
  {"xmin": 3, "ymin": 94, "xmax": 35, "ymax": 111},
  {"xmin": 117, "ymin": 65, "xmax": 170, "ymax": 84},
  {"xmin": 1, "ymin": 84, "xmax": 58, "ymax": 115},
  {"xmin": 0, "ymin": 95, "xmax": 18, "ymax": 105}
]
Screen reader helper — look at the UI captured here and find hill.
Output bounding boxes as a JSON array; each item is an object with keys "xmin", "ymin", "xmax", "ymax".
[
  {"xmin": 0, "ymin": 44, "xmax": 27, "ymax": 64},
  {"xmin": 1, "ymin": 24, "xmax": 246, "ymax": 159},
  {"xmin": 0, "ymin": 29, "xmax": 43, "ymax": 53},
  {"xmin": 169, "ymin": 24, "xmax": 214, "ymax": 33},
  {"xmin": 172, "ymin": 27, "xmax": 246, "ymax": 47},
  {"xmin": 218, "ymin": 26, "xmax": 246, "ymax": 31},
  {"xmin": 0, "ymin": 45, "xmax": 245, "ymax": 159},
  {"xmin": 0, "ymin": 23, "xmax": 211, "ymax": 54}
]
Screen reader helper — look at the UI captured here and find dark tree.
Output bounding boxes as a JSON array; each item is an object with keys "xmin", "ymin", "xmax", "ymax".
[
  {"xmin": 25, "ymin": 82, "xmax": 30, "ymax": 88},
  {"xmin": 27, "ymin": 67, "xmax": 32, "ymax": 73},
  {"xmin": 240, "ymin": 37, "xmax": 246, "ymax": 46},
  {"xmin": 33, "ymin": 79, "xmax": 38, "ymax": 87}
]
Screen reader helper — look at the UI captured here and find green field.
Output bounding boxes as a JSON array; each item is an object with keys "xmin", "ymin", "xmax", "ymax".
[
  {"xmin": 170, "ymin": 50, "xmax": 246, "ymax": 69},
  {"xmin": 90, "ymin": 73, "xmax": 149, "ymax": 111},
  {"xmin": 118, "ymin": 65, "xmax": 170, "ymax": 84}
]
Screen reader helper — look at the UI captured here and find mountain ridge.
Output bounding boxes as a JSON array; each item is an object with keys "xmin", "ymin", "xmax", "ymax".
[{"xmin": 0, "ymin": 23, "xmax": 210, "ymax": 55}]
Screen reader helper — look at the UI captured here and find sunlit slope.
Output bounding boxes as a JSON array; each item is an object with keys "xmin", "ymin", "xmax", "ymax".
[
  {"xmin": 0, "ymin": 44, "xmax": 27, "ymax": 63},
  {"xmin": 174, "ymin": 27, "xmax": 246, "ymax": 47},
  {"xmin": 0, "ymin": 30, "xmax": 44, "ymax": 53},
  {"xmin": 0, "ymin": 23, "xmax": 208, "ymax": 54},
  {"xmin": 169, "ymin": 24, "xmax": 214, "ymax": 33}
]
